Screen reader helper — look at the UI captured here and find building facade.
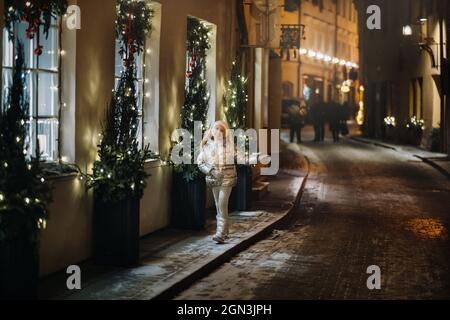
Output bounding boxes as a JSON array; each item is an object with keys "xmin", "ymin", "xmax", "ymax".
[
  {"xmin": 280, "ymin": 0, "xmax": 360, "ymax": 109},
  {"xmin": 355, "ymin": 0, "xmax": 449, "ymax": 152},
  {"xmin": 0, "ymin": 0, "xmax": 275, "ymax": 276}
]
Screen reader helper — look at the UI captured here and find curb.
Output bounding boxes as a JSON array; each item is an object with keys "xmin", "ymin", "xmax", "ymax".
[
  {"xmin": 414, "ymin": 155, "xmax": 450, "ymax": 180},
  {"xmin": 351, "ymin": 136, "xmax": 450, "ymax": 180},
  {"xmin": 350, "ymin": 136, "xmax": 398, "ymax": 151},
  {"xmin": 153, "ymin": 156, "xmax": 311, "ymax": 300}
]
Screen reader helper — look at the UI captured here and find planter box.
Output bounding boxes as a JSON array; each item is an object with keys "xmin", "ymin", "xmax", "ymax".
[
  {"xmin": 230, "ymin": 165, "xmax": 253, "ymax": 212},
  {"xmin": 385, "ymin": 126, "xmax": 396, "ymax": 141},
  {"xmin": 407, "ymin": 130, "xmax": 423, "ymax": 146},
  {"xmin": 171, "ymin": 173, "xmax": 206, "ymax": 230},
  {"xmin": 0, "ymin": 232, "xmax": 39, "ymax": 300},
  {"xmin": 93, "ymin": 193, "xmax": 140, "ymax": 267}
]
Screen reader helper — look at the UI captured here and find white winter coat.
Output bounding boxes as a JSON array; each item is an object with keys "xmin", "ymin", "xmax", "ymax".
[{"xmin": 197, "ymin": 140, "xmax": 238, "ymax": 188}]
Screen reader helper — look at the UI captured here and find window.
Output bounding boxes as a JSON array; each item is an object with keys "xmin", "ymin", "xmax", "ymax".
[
  {"xmin": 2, "ymin": 19, "xmax": 61, "ymax": 162},
  {"xmin": 114, "ymin": 2, "xmax": 161, "ymax": 153},
  {"xmin": 115, "ymin": 41, "xmax": 145, "ymax": 148},
  {"xmin": 282, "ymin": 81, "xmax": 294, "ymax": 98},
  {"xmin": 184, "ymin": 17, "xmax": 216, "ymax": 127}
]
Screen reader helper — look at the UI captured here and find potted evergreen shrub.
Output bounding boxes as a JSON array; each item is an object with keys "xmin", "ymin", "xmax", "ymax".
[
  {"xmin": 88, "ymin": 65, "xmax": 153, "ymax": 267},
  {"xmin": 171, "ymin": 18, "xmax": 211, "ymax": 230},
  {"xmin": 0, "ymin": 44, "xmax": 52, "ymax": 299},
  {"xmin": 85, "ymin": 0, "xmax": 153, "ymax": 267},
  {"xmin": 383, "ymin": 116, "xmax": 396, "ymax": 141},
  {"xmin": 406, "ymin": 116, "xmax": 425, "ymax": 146},
  {"xmin": 224, "ymin": 61, "xmax": 252, "ymax": 212}
]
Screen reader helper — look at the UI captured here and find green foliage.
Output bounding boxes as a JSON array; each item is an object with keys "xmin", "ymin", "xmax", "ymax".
[
  {"xmin": 116, "ymin": 0, "xmax": 153, "ymax": 66},
  {"xmin": 173, "ymin": 18, "xmax": 211, "ymax": 182},
  {"xmin": 85, "ymin": 0, "xmax": 154, "ymax": 203},
  {"xmin": 406, "ymin": 116, "xmax": 425, "ymax": 133},
  {"xmin": 0, "ymin": 43, "xmax": 52, "ymax": 243},
  {"xmin": 223, "ymin": 61, "xmax": 248, "ymax": 130},
  {"xmin": 87, "ymin": 66, "xmax": 153, "ymax": 203},
  {"xmin": 181, "ymin": 18, "xmax": 211, "ymax": 131},
  {"xmin": 4, "ymin": 0, "xmax": 68, "ymax": 40}
]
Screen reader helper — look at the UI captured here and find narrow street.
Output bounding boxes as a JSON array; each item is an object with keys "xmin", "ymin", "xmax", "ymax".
[{"xmin": 176, "ymin": 128, "xmax": 450, "ymax": 300}]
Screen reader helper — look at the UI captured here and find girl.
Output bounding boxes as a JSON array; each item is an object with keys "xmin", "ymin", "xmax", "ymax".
[{"xmin": 197, "ymin": 121, "xmax": 237, "ymax": 244}]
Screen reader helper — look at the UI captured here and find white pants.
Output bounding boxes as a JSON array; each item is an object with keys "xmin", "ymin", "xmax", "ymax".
[{"xmin": 212, "ymin": 186, "xmax": 233, "ymax": 238}]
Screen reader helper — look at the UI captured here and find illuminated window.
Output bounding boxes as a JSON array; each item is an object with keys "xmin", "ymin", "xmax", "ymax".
[
  {"xmin": 2, "ymin": 19, "xmax": 61, "ymax": 162},
  {"xmin": 114, "ymin": 2, "xmax": 161, "ymax": 153}
]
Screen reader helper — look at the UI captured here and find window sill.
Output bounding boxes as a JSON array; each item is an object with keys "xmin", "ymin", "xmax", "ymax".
[{"xmin": 144, "ymin": 158, "xmax": 169, "ymax": 170}]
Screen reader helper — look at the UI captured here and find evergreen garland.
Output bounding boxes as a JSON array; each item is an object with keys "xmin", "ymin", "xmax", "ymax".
[
  {"xmin": 87, "ymin": 66, "xmax": 152, "ymax": 203},
  {"xmin": 224, "ymin": 61, "xmax": 248, "ymax": 130},
  {"xmin": 0, "ymin": 43, "xmax": 52, "ymax": 243},
  {"xmin": 4, "ymin": 0, "xmax": 68, "ymax": 55},
  {"xmin": 85, "ymin": 0, "xmax": 153, "ymax": 203},
  {"xmin": 173, "ymin": 18, "xmax": 211, "ymax": 182},
  {"xmin": 116, "ymin": 0, "xmax": 153, "ymax": 67}
]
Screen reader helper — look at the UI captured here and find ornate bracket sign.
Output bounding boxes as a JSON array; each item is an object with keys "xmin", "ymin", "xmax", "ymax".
[{"xmin": 280, "ymin": 24, "xmax": 305, "ymax": 60}]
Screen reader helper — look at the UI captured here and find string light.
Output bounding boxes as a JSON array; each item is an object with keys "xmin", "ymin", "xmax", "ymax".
[{"xmin": 299, "ymin": 47, "xmax": 358, "ymax": 68}]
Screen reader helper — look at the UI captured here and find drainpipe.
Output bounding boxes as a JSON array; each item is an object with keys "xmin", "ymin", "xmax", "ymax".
[
  {"xmin": 333, "ymin": 0, "xmax": 339, "ymax": 102},
  {"xmin": 439, "ymin": 11, "xmax": 446, "ymax": 152}
]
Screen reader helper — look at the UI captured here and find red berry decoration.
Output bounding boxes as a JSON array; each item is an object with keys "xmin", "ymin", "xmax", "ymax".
[{"xmin": 34, "ymin": 45, "xmax": 43, "ymax": 56}]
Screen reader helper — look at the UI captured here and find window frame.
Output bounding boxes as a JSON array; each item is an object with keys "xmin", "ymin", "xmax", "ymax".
[{"xmin": 2, "ymin": 19, "xmax": 62, "ymax": 162}]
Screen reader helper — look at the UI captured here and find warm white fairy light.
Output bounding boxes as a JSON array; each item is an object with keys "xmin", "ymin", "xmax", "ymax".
[{"xmin": 300, "ymin": 48, "xmax": 358, "ymax": 69}]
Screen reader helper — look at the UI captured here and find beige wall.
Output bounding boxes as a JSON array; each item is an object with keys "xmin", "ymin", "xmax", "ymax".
[
  {"xmin": 355, "ymin": 0, "xmax": 444, "ymax": 147},
  {"xmin": 158, "ymin": 0, "xmax": 237, "ymax": 157},
  {"xmin": 279, "ymin": 0, "xmax": 359, "ymax": 102},
  {"xmin": 35, "ymin": 0, "xmax": 240, "ymax": 276}
]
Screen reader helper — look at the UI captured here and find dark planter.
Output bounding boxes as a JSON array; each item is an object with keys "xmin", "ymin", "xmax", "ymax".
[
  {"xmin": 93, "ymin": 193, "xmax": 140, "ymax": 267},
  {"xmin": 230, "ymin": 165, "xmax": 253, "ymax": 212},
  {"xmin": 171, "ymin": 172, "xmax": 206, "ymax": 230},
  {"xmin": 407, "ymin": 129, "xmax": 423, "ymax": 146},
  {"xmin": 0, "ymin": 233, "xmax": 39, "ymax": 300},
  {"xmin": 385, "ymin": 126, "xmax": 396, "ymax": 141}
]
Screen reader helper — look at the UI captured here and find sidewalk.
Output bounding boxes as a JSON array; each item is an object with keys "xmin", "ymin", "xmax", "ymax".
[
  {"xmin": 38, "ymin": 148, "xmax": 309, "ymax": 300},
  {"xmin": 351, "ymin": 136, "xmax": 450, "ymax": 179}
]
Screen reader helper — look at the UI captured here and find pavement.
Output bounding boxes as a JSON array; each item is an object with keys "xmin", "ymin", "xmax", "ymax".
[
  {"xmin": 38, "ymin": 144, "xmax": 309, "ymax": 300},
  {"xmin": 351, "ymin": 136, "xmax": 450, "ymax": 180},
  {"xmin": 176, "ymin": 126, "xmax": 450, "ymax": 300}
]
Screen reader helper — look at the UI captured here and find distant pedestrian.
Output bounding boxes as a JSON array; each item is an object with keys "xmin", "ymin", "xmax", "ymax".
[
  {"xmin": 328, "ymin": 101, "xmax": 341, "ymax": 143},
  {"xmin": 288, "ymin": 103, "xmax": 301, "ymax": 143},
  {"xmin": 287, "ymin": 102, "xmax": 303, "ymax": 143},
  {"xmin": 340, "ymin": 102, "xmax": 350, "ymax": 136},
  {"xmin": 311, "ymin": 98, "xmax": 325, "ymax": 142}
]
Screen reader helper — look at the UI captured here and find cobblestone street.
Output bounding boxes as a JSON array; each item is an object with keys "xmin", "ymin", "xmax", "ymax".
[{"xmin": 176, "ymin": 129, "xmax": 450, "ymax": 300}]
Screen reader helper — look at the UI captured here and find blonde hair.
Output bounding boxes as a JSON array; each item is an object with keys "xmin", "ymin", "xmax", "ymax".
[{"xmin": 201, "ymin": 120, "xmax": 231, "ymax": 148}]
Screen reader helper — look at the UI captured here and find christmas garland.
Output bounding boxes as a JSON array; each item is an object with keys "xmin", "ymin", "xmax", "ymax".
[
  {"xmin": 173, "ymin": 18, "xmax": 211, "ymax": 182},
  {"xmin": 116, "ymin": 0, "xmax": 153, "ymax": 68},
  {"xmin": 83, "ymin": 0, "xmax": 154, "ymax": 202},
  {"xmin": 0, "ymin": 43, "xmax": 52, "ymax": 243},
  {"xmin": 224, "ymin": 61, "xmax": 248, "ymax": 130},
  {"xmin": 4, "ymin": 0, "xmax": 68, "ymax": 56},
  {"xmin": 85, "ymin": 65, "xmax": 153, "ymax": 203}
]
